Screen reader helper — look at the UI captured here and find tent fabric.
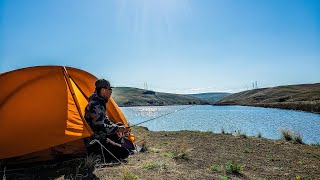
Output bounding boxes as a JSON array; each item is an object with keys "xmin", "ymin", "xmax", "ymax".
[{"xmin": 0, "ymin": 66, "xmax": 132, "ymax": 160}]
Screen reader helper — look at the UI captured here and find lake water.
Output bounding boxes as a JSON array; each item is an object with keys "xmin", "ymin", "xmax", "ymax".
[{"xmin": 121, "ymin": 105, "xmax": 320, "ymax": 144}]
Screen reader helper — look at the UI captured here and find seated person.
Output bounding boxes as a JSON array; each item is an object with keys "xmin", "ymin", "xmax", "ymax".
[{"xmin": 84, "ymin": 79, "xmax": 134, "ymax": 161}]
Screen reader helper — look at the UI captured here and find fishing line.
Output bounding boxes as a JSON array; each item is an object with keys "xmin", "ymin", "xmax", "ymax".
[{"xmin": 129, "ymin": 105, "xmax": 195, "ymax": 127}]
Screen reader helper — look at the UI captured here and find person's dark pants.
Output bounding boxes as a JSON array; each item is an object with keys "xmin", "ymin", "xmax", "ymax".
[{"xmin": 87, "ymin": 134, "xmax": 130, "ymax": 161}]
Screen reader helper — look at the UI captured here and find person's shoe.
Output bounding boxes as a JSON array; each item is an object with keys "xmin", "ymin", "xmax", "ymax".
[{"xmin": 135, "ymin": 141, "xmax": 146, "ymax": 152}]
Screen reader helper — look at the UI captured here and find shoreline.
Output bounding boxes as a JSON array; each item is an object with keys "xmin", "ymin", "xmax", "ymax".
[
  {"xmin": 214, "ymin": 103, "xmax": 320, "ymax": 114},
  {"xmin": 132, "ymin": 128, "xmax": 320, "ymax": 145},
  {"xmin": 121, "ymin": 103, "xmax": 320, "ymax": 114}
]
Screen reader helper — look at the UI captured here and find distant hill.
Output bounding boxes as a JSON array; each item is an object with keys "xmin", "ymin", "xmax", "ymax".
[
  {"xmin": 216, "ymin": 83, "xmax": 320, "ymax": 113},
  {"xmin": 112, "ymin": 87, "xmax": 209, "ymax": 107},
  {"xmin": 187, "ymin": 92, "xmax": 231, "ymax": 104}
]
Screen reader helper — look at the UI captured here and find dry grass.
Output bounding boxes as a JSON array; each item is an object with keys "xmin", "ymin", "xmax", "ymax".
[
  {"xmin": 221, "ymin": 128, "xmax": 226, "ymax": 134},
  {"xmin": 142, "ymin": 159, "xmax": 168, "ymax": 173},
  {"xmin": 122, "ymin": 169, "xmax": 138, "ymax": 180},
  {"xmin": 94, "ymin": 127, "xmax": 320, "ymax": 179},
  {"xmin": 217, "ymin": 83, "xmax": 320, "ymax": 113},
  {"xmin": 207, "ymin": 161, "xmax": 244, "ymax": 175},
  {"xmin": 280, "ymin": 129, "xmax": 294, "ymax": 141},
  {"xmin": 280, "ymin": 129, "xmax": 304, "ymax": 144},
  {"xmin": 235, "ymin": 130, "xmax": 247, "ymax": 138},
  {"xmin": 293, "ymin": 131, "xmax": 304, "ymax": 144},
  {"xmin": 2, "ymin": 127, "xmax": 319, "ymax": 179}
]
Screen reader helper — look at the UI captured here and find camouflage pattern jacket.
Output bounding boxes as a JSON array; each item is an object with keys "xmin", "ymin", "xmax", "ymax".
[{"xmin": 84, "ymin": 91, "xmax": 118, "ymax": 140}]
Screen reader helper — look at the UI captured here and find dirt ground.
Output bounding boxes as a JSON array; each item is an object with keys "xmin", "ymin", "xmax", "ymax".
[
  {"xmin": 2, "ymin": 126, "xmax": 319, "ymax": 180},
  {"xmin": 94, "ymin": 126, "xmax": 320, "ymax": 180}
]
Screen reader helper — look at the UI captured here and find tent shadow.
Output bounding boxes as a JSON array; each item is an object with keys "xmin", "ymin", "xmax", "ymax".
[{"xmin": 0, "ymin": 157, "xmax": 100, "ymax": 180}]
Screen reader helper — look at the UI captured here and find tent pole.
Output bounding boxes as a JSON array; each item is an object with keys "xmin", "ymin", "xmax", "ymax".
[
  {"xmin": 68, "ymin": 74, "xmax": 89, "ymax": 100},
  {"xmin": 62, "ymin": 66, "xmax": 93, "ymax": 134}
]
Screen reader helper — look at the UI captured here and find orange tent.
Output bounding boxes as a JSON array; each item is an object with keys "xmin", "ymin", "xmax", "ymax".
[{"xmin": 0, "ymin": 66, "xmax": 133, "ymax": 162}]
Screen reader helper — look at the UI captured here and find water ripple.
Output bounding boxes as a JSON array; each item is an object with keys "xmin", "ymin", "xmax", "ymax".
[{"xmin": 121, "ymin": 105, "xmax": 320, "ymax": 144}]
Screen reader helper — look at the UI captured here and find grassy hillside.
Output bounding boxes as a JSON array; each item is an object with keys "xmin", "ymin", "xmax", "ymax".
[
  {"xmin": 112, "ymin": 87, "xmax": 209, "ymax": 106},
  {"xmin": 187, "ymin": 92, "xmax": 231, "ymax": 104},
  {"xmin": 216, "ymin": 83, "xmax": 320, "ymax": 113}
]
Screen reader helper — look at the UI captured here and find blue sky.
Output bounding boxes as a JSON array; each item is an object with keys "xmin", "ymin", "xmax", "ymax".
[{"xmin": 1, "ymin": 0, "xmax": 319, "ymax": 93}]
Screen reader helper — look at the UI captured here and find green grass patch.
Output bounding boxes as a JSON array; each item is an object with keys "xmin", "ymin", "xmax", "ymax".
[
  {"xmin": 149, "ymin": 147, "xmax": 161, "ymax": 153},
  {"xmin": 295, "ymin": 175, "xmax": 312, "ymax": 180},
  {"xmin": 142, "ymin": 160, "xmax": 168, "ymax": 173},
  {"xmin": 207, "ymin": 164, "xmax": 223, "ymax": 172},
  {"xmin": 163, "ymin": 152, "xmax": 174, "ymax": 158},
  {"xmin": 143, "ymin": 162, "xmax": 157, "ymax": 170},
  {"xmin": 161, "ymin": 141, "xmax": 169, "ymax": 145},
  {"xmin": 265, "ymin": 176, "xmax": 274, "ymax": 180},
  {"xmin": 224, "ymin": 161, "xmax": 244, "ymax": 174},
  {"xmin": 221, "ymin": 176, "xmax": 229, "ymax": 180},
  {"xmin": 122, "ymin": 170, "xmax": 139, "ymax": 180},
  {"xmin": 208, "ymin": 162, "xmax": 244, "ymax": 175}
]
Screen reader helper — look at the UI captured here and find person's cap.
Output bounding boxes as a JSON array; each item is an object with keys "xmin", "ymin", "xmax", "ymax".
[{"xmin": 95, "ymin": 79, "xmax": 113, "ymax": 89}]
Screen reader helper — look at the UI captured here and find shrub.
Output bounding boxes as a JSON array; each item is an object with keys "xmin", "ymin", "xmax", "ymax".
[
  {"xmin": 224, "ymin": 161, "xmax": 243, "ymax": 174},
  {"xmin": 206, "ymin": 130, "xmax": 213, "ymax": 134},
  {"xmin": 280, "ymin": 129, "xmax": 293, "ymax": 141},
  {"xmin": 293, "ymin": 132, "xmax": 304, "ymax": 144},
  {"xmin": 143, "ymin": 162, "xmax": 157, "ymax": 170},
  {"xmin": 266, "ymin": 176, "xmax": 274, "ymax": 180},
  {"xmin": 122, "ymin": 170, "xmax": 138, "ymax": 180},
  {"xmin": 221, "ymin": 176, "xmax": 229, "ymax": 180},
  {"xmin": 172, "ymin": 151, "xmax": 189, "ymax": 160},
  {"xmin": 221, "ymin": 128, "xmax": 232, "ymax": 135},
  {"xmin": 235, "ymin": 130, "xmax": 247, "ymax": 138},
  {"xmin": 221, "ymin": 128, "xmax": 226, "ymax": 134},
  {"xmin": 208, "ymin": 164, "xmax": 222, "ymax": 172},
  {"xmin": 171, "ymin": 140, "xmax": 190, "ymax": 160},
  {"xmin": 240, "ymin": 134, "xmax": 247, "ymax": 138},
  {"xmin": 143, "ymin": 160, "xmax": 167, "ymax": 173},
  {"xmin": 163, "ymin": 152, "xmax": 174, "ymax": 158},
  {"xmin": 280, "ymin": 129, "xmax": 304, "ymax": 144},
  {"xmin": 296, "ymin": 176, "xmax": 312, "ymax": 180}
]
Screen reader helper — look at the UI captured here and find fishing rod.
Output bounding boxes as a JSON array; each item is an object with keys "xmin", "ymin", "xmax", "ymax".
[{"xmin": 128, "ymin": 105, "xmax": 195, "ymax": 127}]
